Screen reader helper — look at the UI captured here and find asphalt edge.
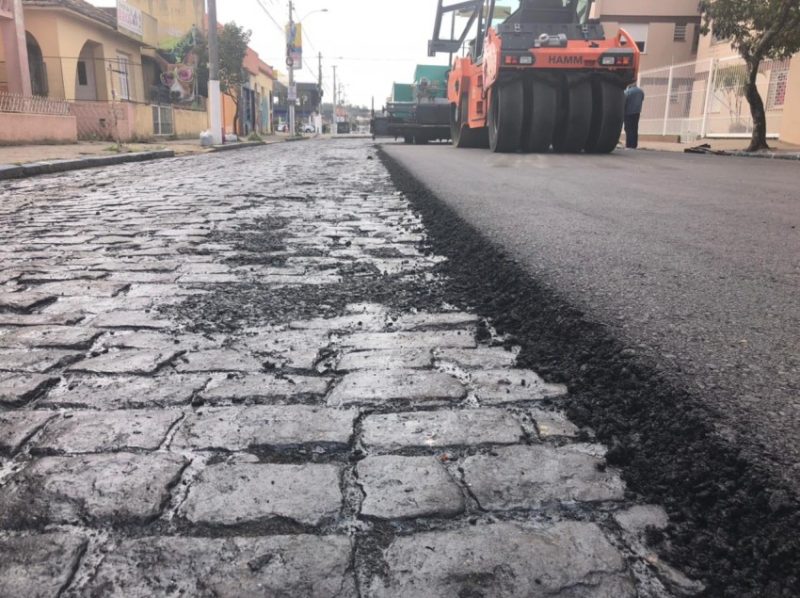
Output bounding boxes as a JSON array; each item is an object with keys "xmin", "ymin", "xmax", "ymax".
[{"xmin": 376, "ymin": 144, "xmax": 800, "ymax": 596}]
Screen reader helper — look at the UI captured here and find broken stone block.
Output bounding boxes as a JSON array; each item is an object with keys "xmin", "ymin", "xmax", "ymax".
[
  {"xmin": 0, "ymin": 349, "xmax": 79, "ymax": 373},
  {"xmin": 67, "ymin": 350, "xmax": 177, "ymax": 375},
  {"xmin": 336, "ymin": 348, "xmax": 433, "ymax": 371},
  {"xmin": 201, "ymin": 374, "xmax": 331, "ymax": 404},
  {"xmin": 98, "ymin": 330, "xmax": 219, "ymax": 351},
  {"xmin": 173, "ymin": 406, "xmax": 355, "ymax": 452},
  {"xmin": 33, "ymin": 281, "xmax": 129, "ymax": 298},
  {"xmin": 530, "ymin": 408, "xmax": 580, "ymax": 439},
  {"xmin": 343, "ymin": 331, "xmax": 476, "ymax": 351},
  {"xmin": 0, "ymin": 313, "xmax": 86, "ymax": 327},
  {"xmin": 289, "ymin": 313, "xmax": 386, "ymax": 332},
  {"xmin": 32, "ymin": 410, "xmax": 182, "ymax": 454},
  {"xmin": 235, "ymin": 329, "xmax": 329, "ymax": 370},
  {"xmin": 327, "ymin": 369, "xmax": 466, "ymax": 408},
  {"xmin": 181, "ymin": 462, "xmax": 342, "ymax": 527},
  {"xmin": 614, "ymin": 505, "xmax": 670, "ymax": 535},
  {"xmin": 0, "ymin": 326, "xmax": 101, "ymax": 349},
  {"xmin": 40, "ymin": 374, "xmax": 207, "ymax": 409},
  {"xmin": 472, "ymin": 369, "xmax": 567, "ymax": 404},
  {"xmin": 175, "ymin": 350, "xmax": 265, "ymax": 373},
  {"xmin": 461, "ymin": 445, "xmax": 626, "ymax": 509},
  {"xmin": 357, "ymin": 456, "xmax": 465, "ymax": 520},
  {"xmin": 0, "ymin": 532, "xmax": 88, "ymax": 598},
  {"xmin": 361, "ymin": 409, "xmax": 525, "ymax": 450},
  {"xmin": 69, "ymin": 535, "xmax": 356, "ymax": 598},
  {"xmin": 0, "ymin": 411, "xmax": 54, "ymax": 454},
  {"xmin": 366, "ymin": 521, "xmax": 635, "ymax": 597},
  {"xmin": 0, "ymin": 292, "xmax": 55, "ymax": 313},
  {"xmin": 0, "ymin": 374, "xmax": 56, "ymax": 407},
  {"xmin": 88, "ymin": 311, "xmax": 173, "ymax": 329},
  {"xmin": 434, "ymin": 346, "xmax": 519, "ymax": 369},
  {"xmin": 388, "ymin": 312, "xmax": 479, "ymax": 331},
  {"xmin": 0, "ymin": 452, "xmax": 187, "ymax": 527}
]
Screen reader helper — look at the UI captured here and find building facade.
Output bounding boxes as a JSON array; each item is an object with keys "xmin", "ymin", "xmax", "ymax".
[
  {"xmin": 595, "ymin": 0, "xmax": 800, "ymax": 145},
  {"xmin": 0, "ymin": 0, "xmax": 209, "ymax": 143},
  {"xmin": 593, "ymin": 0, "xmax": 702, "ymax": 71}
]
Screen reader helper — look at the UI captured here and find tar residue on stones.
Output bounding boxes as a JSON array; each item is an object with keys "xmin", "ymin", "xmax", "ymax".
[{"xmin": 379, "ymin": 147, "xmax": 800, "ymax": 597}]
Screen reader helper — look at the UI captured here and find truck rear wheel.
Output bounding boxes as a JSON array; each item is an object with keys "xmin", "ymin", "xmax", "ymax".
[
  {"xmin": 489, "ymin": 80, "xmax": 524, "ymax": 153},
  {"xmin": 585, "ymin": 79, "xmax": 625, "ymax": 154},
  {"xmin": 553, "ymin": 75, "xmax": 592, "ymax": 153},
  {"xmin": 452, "ymin": 95, "xmax": 489, "ymax": 149},
  {"xmin": 523, "ymin": 79, "xmax": 557, "ymax": 153}
]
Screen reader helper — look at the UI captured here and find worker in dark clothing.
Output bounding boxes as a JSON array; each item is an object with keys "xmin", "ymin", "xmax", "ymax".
[{"xmin": 624, "ymin": 83, "xmax": 645, "ymax": 149}]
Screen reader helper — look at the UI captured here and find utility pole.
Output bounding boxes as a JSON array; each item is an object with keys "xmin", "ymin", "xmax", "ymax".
[
  {"xmin": 208, "ymin": 0, "xmax": 222, "ymax": 144},
  {"xmin": 287, "ymin": 0, "xmax": 296, "ymax": 137},
  {"xmin": 317, "ymin": 51, "xmax": 323, "ymax": 112},
  {"xmin": 332, "ymin": 65, "xmax": 337, "ymax": 135}
]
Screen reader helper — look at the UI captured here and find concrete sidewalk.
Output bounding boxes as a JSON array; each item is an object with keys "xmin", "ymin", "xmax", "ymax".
[
  {"xmin": 0, "ymin": 135, "xmax": 295, "ymax": 166},
  {"xmin": 638, "ymin": 137, "xmax": 800, "ymax": 158}
]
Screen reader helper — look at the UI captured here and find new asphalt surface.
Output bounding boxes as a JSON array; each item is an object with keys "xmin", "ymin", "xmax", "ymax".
[{"xmin": 382, "ymin": 143, "xmax": 800, "ymax": 493}]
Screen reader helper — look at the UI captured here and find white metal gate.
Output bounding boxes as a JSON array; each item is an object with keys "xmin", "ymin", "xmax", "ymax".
[{"xmin": 638, "ymin": 56, "xmax": 790, "ymax": 139}]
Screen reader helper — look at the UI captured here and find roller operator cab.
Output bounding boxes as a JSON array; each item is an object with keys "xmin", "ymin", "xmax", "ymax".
[{"xmin": 429, "ymin": 0, "xmax": 640, "ymax": 153}]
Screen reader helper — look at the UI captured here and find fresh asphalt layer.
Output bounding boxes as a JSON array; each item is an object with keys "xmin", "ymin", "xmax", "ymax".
[{"xmin": 382, "ymin": 143, "xmax": 800, "ymax": 492}]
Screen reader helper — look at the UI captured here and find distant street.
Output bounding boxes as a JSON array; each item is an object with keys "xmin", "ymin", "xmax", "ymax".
[{"xmin": 383, "ymin": 144, "xmax": 800, "ymax": 491}]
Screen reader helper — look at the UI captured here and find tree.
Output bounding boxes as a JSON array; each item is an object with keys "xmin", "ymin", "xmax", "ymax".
[
  {"xmin": 218, "ymin": 22, "xmax": 252, "ymax": 136},
  {"xmin": 699, "ymin": 0, "xmax": 800, "ymax": 151}
]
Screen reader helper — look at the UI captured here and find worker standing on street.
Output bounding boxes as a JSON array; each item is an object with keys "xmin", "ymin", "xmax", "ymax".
[{"xmin": 624, "ymin": 83, "xmax": 645, "ymax": 149}]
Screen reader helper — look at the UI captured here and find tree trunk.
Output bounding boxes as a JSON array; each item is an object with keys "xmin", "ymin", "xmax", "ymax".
[
  {"xmin": 745, "ymin": 59, "xmax": 769, "ymax": 152},
  {"xmin": 232, "ymin": 99, "xmax": 240, "ymax": 137}
]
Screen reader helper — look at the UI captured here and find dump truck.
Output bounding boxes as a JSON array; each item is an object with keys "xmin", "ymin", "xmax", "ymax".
[
  {"xmin": 428, "ymin": 0, "xmax": 640, "ymax": 153},
  {"xmin": 371, "ymin": 65, "xmax": 452, "ymax": 144}
]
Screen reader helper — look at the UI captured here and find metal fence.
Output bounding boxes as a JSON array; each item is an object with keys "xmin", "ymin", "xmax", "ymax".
[
  {"xmin": 638, "ymin": 56, "xmax": 791, "ymax": 139},
  {"xmin": 0, "ymin": 91, "xmax": 71, "ymax": 115}
]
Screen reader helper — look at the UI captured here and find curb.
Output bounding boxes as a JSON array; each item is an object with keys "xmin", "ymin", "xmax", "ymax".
[
  {"xmin": 726, "ymin": 150, "xmax": 800, "ymax": 161},
  {"xmin": 209, "ymin": 140, "xmax": 266, "ymax": 152},
  {"xmin": 681, "ymin": 146, "xmax": 800, "ymax": 161},
  {"xmin": 0, "ymin": 150, "xmax": 176, "ymax": 181},
  {"xmin": 209, "ymin": 137, "xmax": 309, "ymax": 151}
]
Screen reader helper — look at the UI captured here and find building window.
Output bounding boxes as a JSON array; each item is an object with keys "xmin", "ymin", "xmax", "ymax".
[
  {"xmin": 77, "ymin": 61, "xmax": 88, "ymax": 86},
  {"xmin": 620, "ymin": 23, "xmax": 648, "ymax": 53},
  {"xmin": 116, "ymin": 53, "xmax": 130, "ymax": 100},
  {"xmin": 152, "ymin": 105, "xmax": 174, "ymax": 135},
  {"xmin": 674, "ymin": 23, "xmax": 687, "ymax": 42}
]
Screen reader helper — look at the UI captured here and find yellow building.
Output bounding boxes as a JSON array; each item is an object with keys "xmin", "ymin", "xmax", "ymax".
[
  {"xmin": 4, "ymin": 0, "xmax": 149, "ymax": 103},
  {"xmin": 596, "ymin": 0, "xmax": 799, "ymax": 145},
  {"xmin": 694, "ymin": 29, "xmax": 800, "ymax": 145},
  {"xmin": 122, "ymin": 0, "xmax": 203, "ymax": 49},
  {"xmin": 593, "ymin": 0, "xmax": 702, "ymax": 71},
  {"xmin": 0, "ymin": 0, "xmax": 208, "ymax": 143}
]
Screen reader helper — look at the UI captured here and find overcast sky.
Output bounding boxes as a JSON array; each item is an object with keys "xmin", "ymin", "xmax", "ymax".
[{"xmin": 89, "ymin": 0, "xmax": 452, "ymax": 107}]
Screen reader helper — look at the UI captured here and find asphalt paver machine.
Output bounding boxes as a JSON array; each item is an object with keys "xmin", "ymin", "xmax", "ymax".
[{"xmin": 429, "ymin": 0, "xmax": 640, "ymax": 153}]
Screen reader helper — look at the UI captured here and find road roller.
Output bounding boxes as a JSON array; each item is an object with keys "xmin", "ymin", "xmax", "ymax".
[{"xmin": 429, "ymin": 0, "xmax": 640, "ymax": 153}]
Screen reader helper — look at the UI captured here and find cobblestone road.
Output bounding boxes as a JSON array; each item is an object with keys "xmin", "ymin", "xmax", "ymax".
[{"xmin": 0, "ymin": 140, "xmax": 696, "ymax": 597}]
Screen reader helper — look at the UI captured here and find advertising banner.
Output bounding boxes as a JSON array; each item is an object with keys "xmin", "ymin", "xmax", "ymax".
[
  {"xmin": 286, "ymin": 22, "xmax": 303, "ymax": 70},
  {"xmin": 117, "ymin": 0, "xmax": 143, "ymax": 36}
]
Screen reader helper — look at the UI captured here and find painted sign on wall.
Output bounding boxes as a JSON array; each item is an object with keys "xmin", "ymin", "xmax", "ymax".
[{"xmin": 117, "ymin": 0, "xmax": 143, "ymax": 36}]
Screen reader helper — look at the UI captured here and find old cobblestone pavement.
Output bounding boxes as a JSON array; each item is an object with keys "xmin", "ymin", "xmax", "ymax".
[{"xmin": 0, "ymin": 140, "xmax": 697, "ymax": 597}]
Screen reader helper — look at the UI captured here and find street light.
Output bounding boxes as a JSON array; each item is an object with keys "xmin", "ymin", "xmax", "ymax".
[{"xmin": 287, "ymin": 4, "xmax": 328, "ymax": 136}]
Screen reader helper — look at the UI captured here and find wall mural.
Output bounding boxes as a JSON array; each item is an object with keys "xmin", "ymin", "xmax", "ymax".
[{"xmin": 149, "ymin": 28, "xmax": 208, "ymax": 107}]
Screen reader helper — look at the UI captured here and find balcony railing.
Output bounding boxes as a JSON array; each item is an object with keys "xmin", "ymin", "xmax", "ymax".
[{"xmin": 0, "ymin": 92, "xmax": 71, "ymax": 116}]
